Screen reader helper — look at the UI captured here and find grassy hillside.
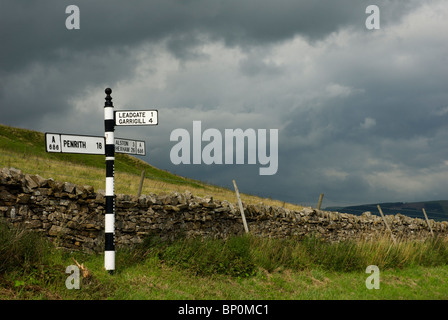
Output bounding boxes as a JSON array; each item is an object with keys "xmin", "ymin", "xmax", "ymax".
[{"xmin": 0, "ymin": 124, "xmax": 301, "ymax": 209}]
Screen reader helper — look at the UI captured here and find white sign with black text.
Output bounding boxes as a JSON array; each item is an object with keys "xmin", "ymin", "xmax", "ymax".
[
  {"xmin": 114, "ymin": 138, "xmax": 146, "ymax": 156},
  {"xmin": 45, "ymin": 133, "xmax": 105, "ymax": 155},
  {"xmin": 115, "ymin": 110, "xmax": 158, "ymax": 126}
]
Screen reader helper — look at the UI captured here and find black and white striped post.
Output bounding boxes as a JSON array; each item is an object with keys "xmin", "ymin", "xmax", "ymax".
[{"xmin": 104, "ymin": 88, "xmax": 115, "ymax": 274}]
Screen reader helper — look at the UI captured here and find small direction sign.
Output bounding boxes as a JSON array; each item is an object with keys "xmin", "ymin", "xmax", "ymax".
[
  {"xmin": 115, "ymin": 110, "xmax": 158, "ymax": 126},
  {"xmin": 45, "ymin": 133, "xmax": 104, "ymax": 155},
  {"xmin": 114, "ymin": 138, "xmax": 146, "ymax": 156}
]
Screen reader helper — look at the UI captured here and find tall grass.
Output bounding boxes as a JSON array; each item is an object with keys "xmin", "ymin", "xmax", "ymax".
[
  {"xmin": 134, "ymin": 234, "xmax": 448, "ymax": 277},
  {"xmin": 0, "ymin": 222, "xmax": 53, "ymax": 273},
  {"xmin": 3, "ymin": 219, "xmax": 448, "ymax": 280},
  {"xmin": 2, "ymin": 221, "xmax": 448, "ymax": 299}
]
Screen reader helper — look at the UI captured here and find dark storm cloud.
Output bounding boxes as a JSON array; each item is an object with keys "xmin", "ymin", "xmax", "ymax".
[
  {"xmin": 1, "ymin": 0, "xmax": 447, "ymax": 207},
  {"xmin": 0, "ymin": 0, "xmax": 374, "ymax": 126},
  {"xmin": 1, "ymin": 0, "xmax": 420, "ymax": 73}
]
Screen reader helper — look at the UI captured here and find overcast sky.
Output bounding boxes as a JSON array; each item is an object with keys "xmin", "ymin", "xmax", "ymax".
[{"xmin": 1, "ymin": 0, "xmax": 448, "ymax": 207}]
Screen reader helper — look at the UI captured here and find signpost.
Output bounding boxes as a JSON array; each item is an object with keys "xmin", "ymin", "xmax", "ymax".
[
  {"xmin": 104, "ymin": 88, "xmax": 115, "ymax": 275},
  {"xmin": 104, "ymin": 88, "xmax": 158, "ymax": 274},
  {"xmin": 45, "ymin": 88, "xmax": 157, "ymax": 275}
]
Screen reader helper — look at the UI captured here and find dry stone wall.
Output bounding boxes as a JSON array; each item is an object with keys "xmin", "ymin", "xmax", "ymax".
[{"xmin": 1, "ymin": 167, "xmax": 447, "ymax": 252}]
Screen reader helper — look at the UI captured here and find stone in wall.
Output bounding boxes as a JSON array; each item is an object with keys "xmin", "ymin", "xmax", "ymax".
[{"xmin": 0, "ymin": 167, "xmax": 447, "ymax": 253}]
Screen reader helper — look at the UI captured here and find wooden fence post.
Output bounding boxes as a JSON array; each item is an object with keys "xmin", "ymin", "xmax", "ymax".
[
  {"xmin": 137, "ymin": 170, "xmax": 145, "ymax": 197},
  {"xmin": 317, "ymin": 193, "xmax": 324, "ymax": 210},
  {"xmin": 377, "ymin": 205, "xmax": 396, "ymax": 244},
  {"xmin": 422, "ymin": 208, "xmax": 434, "ymax": 237},
  {"xmin": 232, "ymin": 180, "xmax": 249, "ymax": 234}
]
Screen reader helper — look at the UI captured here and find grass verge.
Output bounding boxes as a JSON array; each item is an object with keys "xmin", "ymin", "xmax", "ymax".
[{"xmin": 1, "ymin": 221, "xmax": 448, "ymax": 300}]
